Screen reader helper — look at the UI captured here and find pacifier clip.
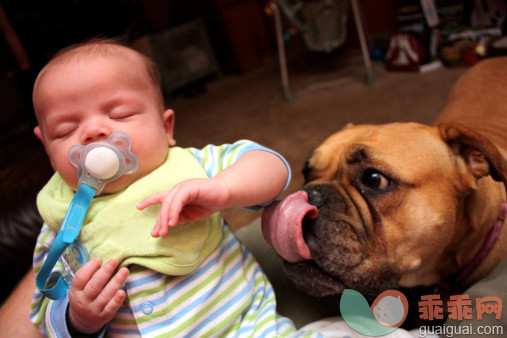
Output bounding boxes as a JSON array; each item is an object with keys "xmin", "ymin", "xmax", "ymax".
[{"xmin": 36, "ymin": 132, "xmax": 138, "ymax": 300}]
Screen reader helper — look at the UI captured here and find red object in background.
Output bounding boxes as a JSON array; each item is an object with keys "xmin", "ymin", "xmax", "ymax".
[
  {"xmin": 385, "ymin": 33, "xmax": 429, "ymax": 71},
  {"xmin": 463, "ymin": 46, "xmax": 483, "ymax": 67}
]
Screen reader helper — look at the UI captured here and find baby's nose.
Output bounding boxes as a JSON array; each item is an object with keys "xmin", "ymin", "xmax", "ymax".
[{"xmin": 81, "ymin": 126, "xmax": 111, "ymax": 145}]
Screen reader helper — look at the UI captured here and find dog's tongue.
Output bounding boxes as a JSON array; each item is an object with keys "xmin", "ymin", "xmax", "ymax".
[{"xmin": 261, "ymin": 190, "xmax": 318, "ymax": 262}]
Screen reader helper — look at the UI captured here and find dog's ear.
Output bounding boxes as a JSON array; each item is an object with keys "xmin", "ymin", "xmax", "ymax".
[{"xmin": 438, "ymin": 124, "xmax": 507, "ymax": 186}]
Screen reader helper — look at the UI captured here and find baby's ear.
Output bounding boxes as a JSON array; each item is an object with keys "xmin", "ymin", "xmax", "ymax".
[
  {"xmin": 163, "ymin": 109, "xmax": 176, "ymax": 146},
  {"xmin": 34, "ymin": 126, "xmax": 44, "ymax": 144}
]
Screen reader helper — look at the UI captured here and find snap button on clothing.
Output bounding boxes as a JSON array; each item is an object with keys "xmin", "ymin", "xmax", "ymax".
[{"xmin": 141, "ymin": 302, "xmax": 153, "ymax": 314}]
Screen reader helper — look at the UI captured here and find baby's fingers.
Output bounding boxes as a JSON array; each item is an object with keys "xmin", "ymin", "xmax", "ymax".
[
  {"xmin": 153, "ymin": 187, "xmax": 193, "ymax": 237},
  {"xmin": 72, "ymin": 257, "xmax": 102, "ymax": 291},
  {"xmin": 155, "ymin": 194, "xmax": 180, "ymax": 237},
  {"xmin": 102, "ymin": 289, "xmax": 127, "ymax": 318},
  {"xmin": 95, "ymin": 267, "xmax": 129, "ymax": 311},
  {"xmin": 81, "ymin": 259, "xmax": 119, "ymax": 300},
  {"xmin": 137, "ymin": 191, "xmax": 169, "ymax": 210}
]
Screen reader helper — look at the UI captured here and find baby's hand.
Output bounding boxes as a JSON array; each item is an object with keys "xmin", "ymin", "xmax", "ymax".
[
  {"xmin": 67, "ymin": 258, "xmax": 129, "ymax": 334},
  {"xmin": 137, "ymin": 178, "xmax": 230, "ymax": 237}
]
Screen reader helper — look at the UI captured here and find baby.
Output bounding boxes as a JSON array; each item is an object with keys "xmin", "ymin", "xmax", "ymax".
[{"xmin": 30, "ymin": 39, "xmax": 314, "ymax": 337}]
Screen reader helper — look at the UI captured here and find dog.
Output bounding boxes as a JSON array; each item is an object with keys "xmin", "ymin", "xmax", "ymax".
[{"xmin": 262, "ymin": 57, "xmax": 507, "ymax": 300}]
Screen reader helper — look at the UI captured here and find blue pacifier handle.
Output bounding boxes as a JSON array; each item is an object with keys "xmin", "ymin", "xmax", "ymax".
[
  {"xmin": 36, "ymin": 184, "xmax": 96, "ymax": 300},
  {"xmin": 36, "ymin": 132, "xmax": 138, "ymax": 300}
]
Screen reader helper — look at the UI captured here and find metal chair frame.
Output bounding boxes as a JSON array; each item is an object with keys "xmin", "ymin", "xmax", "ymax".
[{"xmin": 270, "ymin": 0, "xmax": 374, "ymax": 101}]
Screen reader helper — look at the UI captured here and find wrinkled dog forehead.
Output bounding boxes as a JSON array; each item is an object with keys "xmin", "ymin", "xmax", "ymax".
[{"xmin": 307, "ymin": 123, "xmax": 455, "ymax": 180}]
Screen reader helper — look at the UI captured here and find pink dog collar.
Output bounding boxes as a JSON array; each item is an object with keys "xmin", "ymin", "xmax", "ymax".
[{"xmin": 456, "ymin": 202, "xmax": 507, "ymax": 282}]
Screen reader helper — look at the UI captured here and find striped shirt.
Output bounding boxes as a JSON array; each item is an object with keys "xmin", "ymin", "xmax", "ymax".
[{"xmin": 30, "ymin": 140, "xmax": 319, "ymax": 337}]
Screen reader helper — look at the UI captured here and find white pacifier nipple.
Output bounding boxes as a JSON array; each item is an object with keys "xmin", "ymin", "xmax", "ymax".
[
  {"xmin": 85, "ymin": 147, "xmax": 120, "ymax": 180},
  {"xmin": 68, "ymin": 131, "xmax": 138, "ymax": 195}
]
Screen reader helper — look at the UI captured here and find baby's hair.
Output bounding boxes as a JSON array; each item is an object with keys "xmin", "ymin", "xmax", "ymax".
[{"xmin": 34, "ymin": 37, "xmax": 165, "ymax": 109}]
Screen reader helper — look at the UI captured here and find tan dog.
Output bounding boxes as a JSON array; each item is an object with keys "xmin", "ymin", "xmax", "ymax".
[{"xmin": 262, "ymin": 57, "xmax": 507, "ymax": 299}]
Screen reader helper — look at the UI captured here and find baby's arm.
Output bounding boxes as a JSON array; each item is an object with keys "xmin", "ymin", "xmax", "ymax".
[
  {"xmin": 67, "ymin": 258, "xmax": 129, "ymax": 334},
  {"xmin": 137, "ymin": 149, "xmax": 289, "ymax": 237},
  {"xmin": 214, "ymin": 149, "xmax": 289, "ymax": 208}
]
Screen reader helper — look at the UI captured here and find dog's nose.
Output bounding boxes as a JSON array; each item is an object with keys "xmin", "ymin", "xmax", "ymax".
[{"xmin": 304, "ymin": 185, "xmax": 331, "ymax": 208}]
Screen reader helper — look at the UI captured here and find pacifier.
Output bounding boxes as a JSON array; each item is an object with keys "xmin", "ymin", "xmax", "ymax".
[
  {"xmin": 68, "ymin": 131, "xmax": 138, "ymax": 195},
  {"xmin": 36, "ymin": 131, "xmax": 139, "ymax": 300}
]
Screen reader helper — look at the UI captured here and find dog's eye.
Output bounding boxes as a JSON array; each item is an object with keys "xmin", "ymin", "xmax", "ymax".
[{"xmin": 361, "ymin": 169, "xmax": 389, "ymax": 190}]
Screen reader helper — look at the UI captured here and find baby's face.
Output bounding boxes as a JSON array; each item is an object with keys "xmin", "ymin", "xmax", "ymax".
[{"xmin": 33, "ymin": 55, "xmax": 175, "ymax": 194}]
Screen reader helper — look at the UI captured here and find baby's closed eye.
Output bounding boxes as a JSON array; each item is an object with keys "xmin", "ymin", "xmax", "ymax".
[
  {"xmin": 53, "ymin": 123, "xmax": 77, "ymax": 139},
  {"xmin": 109, "ymin": 111, "xmax": 138, "ymax": 119}
]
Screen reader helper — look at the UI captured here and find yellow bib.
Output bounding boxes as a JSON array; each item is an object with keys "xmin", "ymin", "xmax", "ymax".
[{"xmin": 37, "ymin": 147, "xmax": 222, "ymax": 275}]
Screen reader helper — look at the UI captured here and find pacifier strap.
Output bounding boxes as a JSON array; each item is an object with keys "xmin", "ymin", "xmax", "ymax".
[{"xmin": 36, "ymin": 184, "xmax": 96, "ymax": 300}]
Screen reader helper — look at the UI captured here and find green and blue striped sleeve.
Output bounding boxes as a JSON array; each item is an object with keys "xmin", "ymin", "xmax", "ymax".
[{"xmin": 185, "ymin": 140, "xmax": 291, "ymax": 210}]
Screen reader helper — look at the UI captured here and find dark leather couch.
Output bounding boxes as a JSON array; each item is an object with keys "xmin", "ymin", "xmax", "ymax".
[{"xmin": 0, "ymin": 133, "xmax": 52, "ymax": 304}]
